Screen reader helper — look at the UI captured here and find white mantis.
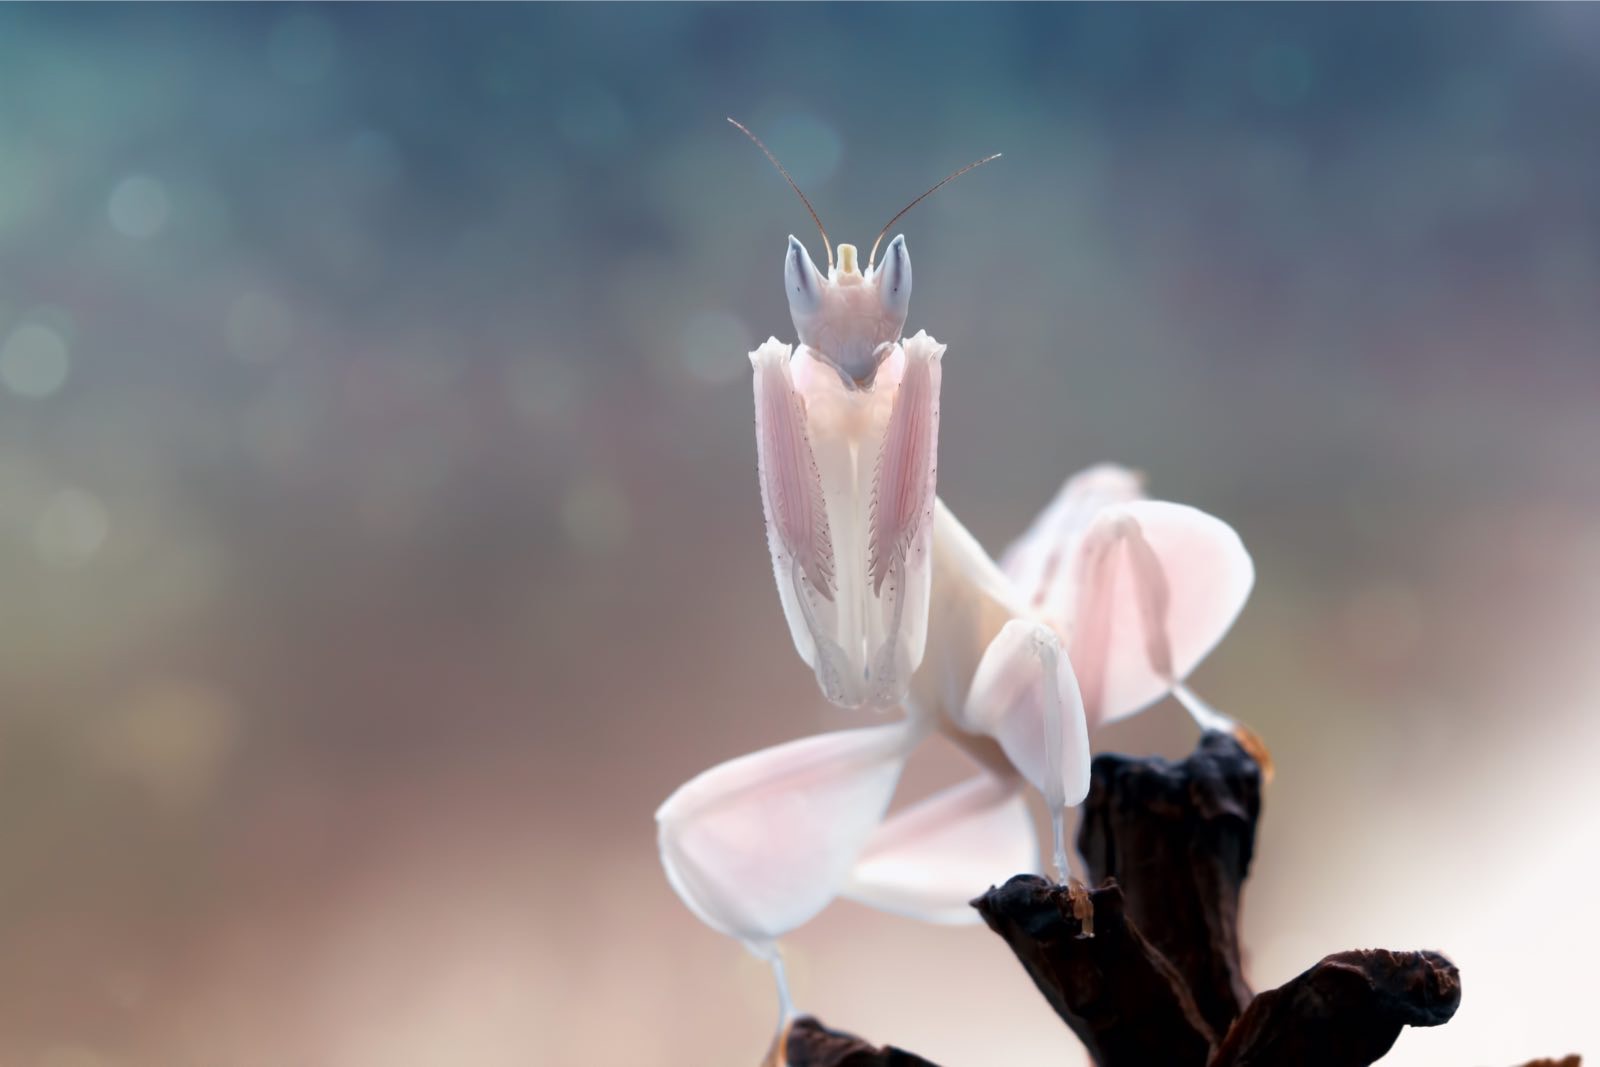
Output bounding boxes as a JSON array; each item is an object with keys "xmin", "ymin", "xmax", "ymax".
[{"xmin": 656, "ymin": 120, "xmax": 1262, "ymax": 1039}]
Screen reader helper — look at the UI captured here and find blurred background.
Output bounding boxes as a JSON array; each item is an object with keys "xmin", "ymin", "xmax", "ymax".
[{"xmin": 1, "ymin": 4, "xmax": 1597, "ymax": 1065}]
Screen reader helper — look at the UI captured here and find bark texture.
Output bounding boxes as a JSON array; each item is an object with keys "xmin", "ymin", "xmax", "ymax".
[
  {"xmin": 1077, "ymin": 731, "xmax": 1261, "ymax": 1036},
  {"xmin": 973, "ymin": 876, "xmax": 1214, "ymax": 1066},
  {"xmin": 1207, "ymin": 948, "xmax": 1461, "ymax": 1067}
]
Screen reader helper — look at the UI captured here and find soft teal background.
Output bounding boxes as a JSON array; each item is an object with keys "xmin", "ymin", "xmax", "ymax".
[{"xmin": 2, "ymin": 5, "xmax": 1598, "ymax": 1065}]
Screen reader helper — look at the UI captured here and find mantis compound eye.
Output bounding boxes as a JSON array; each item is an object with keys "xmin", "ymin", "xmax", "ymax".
[
  {"xmin": 784, "ymin": 235, "xmax": 826, "ymax": 337},
  {"xmin": 875, "ymin": 234, "xmax": 911, "ymax": 327}
]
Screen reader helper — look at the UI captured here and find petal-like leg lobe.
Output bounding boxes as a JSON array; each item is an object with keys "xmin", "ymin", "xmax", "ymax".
[
  {"xmin": 843, "ymin": 771, "xmax": 1037, "ymax": 924},
  {"xmin": 862, "ymin": 331, "xmax": 944, "ymax": 707},
  {"xmin": 869, "ymin": 337, "xmax": 940, "ymax": 596},
  {"xmin": 753, "ymin": 341, "xmax": 834, "ymax": 601},
  {"xmin": 962, "ymin": 619, "xmax": 1091, "ymax": 814},
  {"xmin": 1070, "ymin": 501, "xmax": 1254, "ymax": 729},
  {"xmin": 751, "ymin": 341, "xmax": 851, "ymax": 699},
  {"xmin": 656, "ymin": 720, "xmax": 917, "ymax": 943}
]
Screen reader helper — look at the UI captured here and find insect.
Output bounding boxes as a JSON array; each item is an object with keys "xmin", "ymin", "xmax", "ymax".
[
  {"xmin": 730, "ymin": 117, "xmax": 999, "ymax": 711},
  {"xmin": 656, "ymin": 123, "xmax": 1263, "ymax": 1047}
]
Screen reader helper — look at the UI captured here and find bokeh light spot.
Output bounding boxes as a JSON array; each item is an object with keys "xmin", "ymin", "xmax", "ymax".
[
  {"xmin": 268, "ymin": 12, "xmax": 338, "ymax": 85},
  {"xmin": 678, "ymin": 311, "xmax": 752, "ymax": 386},
  {"xmin": 107, "ymin": 174, "xmax": 170, "ymax": 239},
  {"xmin": 0, "ymin": 322, "xmax": 70, "ymax": 398},
  {"xmin": 562, "ymin": 478, "xmax": 631, "ymax": 556},
  {"xmin": 225, "ymin": 292, "xmax": 296, "ymax": 364},
  {"xmin": 34, "ymin": 487, "xmax": 109, "ymax": 569}
]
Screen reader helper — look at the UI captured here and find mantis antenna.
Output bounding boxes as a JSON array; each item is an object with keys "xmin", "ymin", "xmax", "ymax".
[
  {"xmin": 728, "ymin": 117, "xmax": 834, "ymax": 272},
  {"xmin": 868, "ymin": 152, "xmax": 1002, "ymax": 269}
]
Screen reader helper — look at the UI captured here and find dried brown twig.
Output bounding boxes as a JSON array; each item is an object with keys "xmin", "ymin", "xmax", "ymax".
[{"xmin": 773, "ymin": 731, "xmax": 1571, "ymax": 1067}]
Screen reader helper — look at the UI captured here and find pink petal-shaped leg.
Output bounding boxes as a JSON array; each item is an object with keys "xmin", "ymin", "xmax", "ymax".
[
  {"xmin": 753, "ymin": 340, "xmax": 835, "ymax": 599},
  {"xmin": 869, "ymin": 335, "xmax": 940, "ymax": 596},
  {"xmin": 750, "ymin": 340, "xmax": 851, "ymax": 698},
  {"xmin": 961, "ymin": 619, "xmax": 1090, "ymax": 879},
  {"xmin": 842, "ymin": 771, "xmax": 1036, "ymax": 924},
  {"xmin": 864, "ymin": 331, "xmax": 944, "ymax": 707},
  {"xmin": 999, "ymin": 464, "xmax": 1145, "ymax": 631},
  {"xmin": 655, "ymin": 719, "xmax": 918, "ymax": 945},
  {"xmin": 1069, "ymin": 500, "xmax": 1254, "ymax": 730}
]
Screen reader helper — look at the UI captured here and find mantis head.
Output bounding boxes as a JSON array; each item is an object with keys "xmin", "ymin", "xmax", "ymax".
[
  {"xmin": 784, "ymin": 234, "xmax": 910, "ymax": 387},
  {"xmin": 727, "ymin": 116, "xmax": 996, "ymax": 388}
]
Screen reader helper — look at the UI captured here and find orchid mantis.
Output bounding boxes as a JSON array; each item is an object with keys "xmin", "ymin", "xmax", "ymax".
[{"xmin": 656, "ymin": 122, "xmax": 1261, "ymax": 1041}]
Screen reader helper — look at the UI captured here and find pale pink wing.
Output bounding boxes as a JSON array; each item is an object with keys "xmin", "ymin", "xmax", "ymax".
[
  {"xmin": 1069, "ymin": 500, "xmax": 1253, "ymax": 730},
  {"xmin": 1000, "ymin": 464, "xmax": 1145, "ymax": 632},
  {"xmin": 842, "ymin": 772, "xmax": 1036, "ymax": 924},
  {"xmin": 655, "ymin": 721, "xmax": 912, "ymax": 944},
  {"xmin": 961, "ymin": 619, "xmax": 1091, "ymax": 813}
]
